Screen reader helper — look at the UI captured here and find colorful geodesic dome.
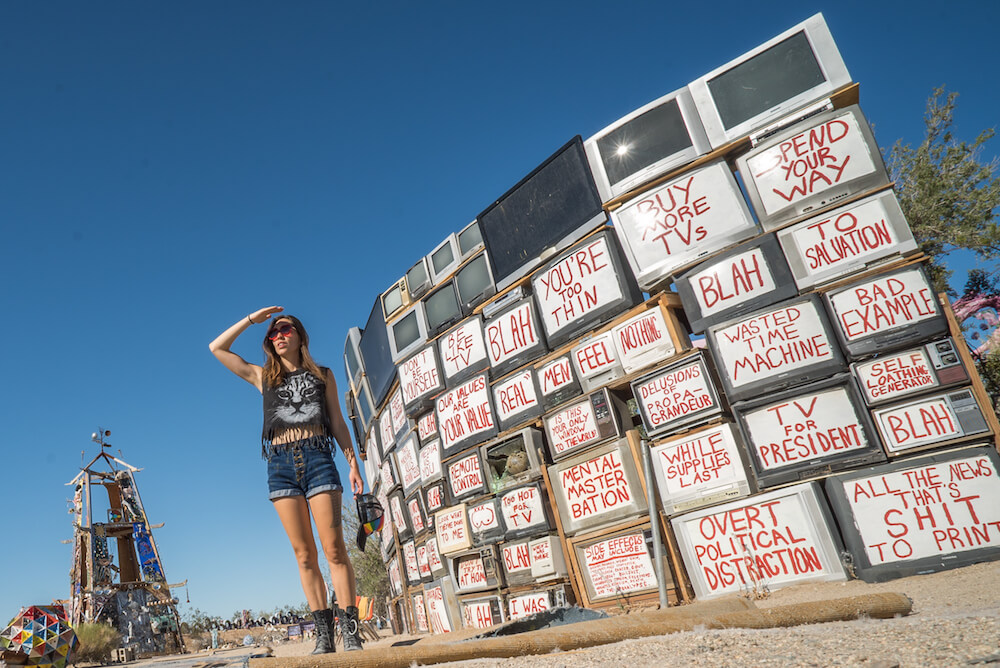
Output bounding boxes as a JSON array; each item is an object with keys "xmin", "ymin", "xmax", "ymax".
[{"xmin": 0, "ymin": 605, "xmax": 78, "ymax": 668}]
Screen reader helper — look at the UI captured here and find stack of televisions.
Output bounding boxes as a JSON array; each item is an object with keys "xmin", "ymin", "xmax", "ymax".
[{"xmin": 341, "ymin": 13, "xmax": 1000, "ymax": 635}]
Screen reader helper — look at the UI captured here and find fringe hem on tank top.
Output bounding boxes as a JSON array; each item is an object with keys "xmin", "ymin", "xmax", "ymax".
[{"xmin": 262, "ymin": 434, "xmax": 334, "ymax": 460}]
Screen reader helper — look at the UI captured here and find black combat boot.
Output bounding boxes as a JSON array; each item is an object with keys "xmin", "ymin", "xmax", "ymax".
[
  {"xmin": 310, "ymin": 608, "xmax": 335, "ymax": 654},
  {"xmin": 339, "ymin": 605, "xmax": 363, "ymax": 652}
]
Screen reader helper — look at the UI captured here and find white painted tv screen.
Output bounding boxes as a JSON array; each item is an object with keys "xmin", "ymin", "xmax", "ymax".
[
  {"xmin": 827, "ymin": 266, "xmax": 942, "ymax": 344},
  {"xmin": 411, "ymin": 592, "xmax": 429, "ymax": 632},
  {"xmin": 500, "ymin": 538, "xmax": 534, "ymax": 585},
  {"xmin": 509, "ymin": 592, "xmax": 552, "ymax": 621},
  {"xmin": 406, "ymin": 495, "xmax": 427, "ymax": 535},
  {"xmin": 424, "ymin": 579, "xmax": 455, "ymax": 634},
  {"xmin": 572, "ymin": 331, "xmax": 623, "ymax": 390},
  {"xmin": 435, "ymin": 373, "xmax": 497, "ymax": 456},
  {"xmin": 379, "ymin": 408, "xmax": 395, "ymax": 453},
  {"xmin": 612, "ymin": 305, "xmax": 677, "ymax": 374},
  {"xmin": 484, "ymin": 300, "xmax": 546, "ymax": 370},
  {"xmin": 402, "ymin": 540, "xmax": 421, "ymax": 583},
  {"xmin": 467, "ymin": 496, "xmax": 505, "ymax": 545},
  {"xmin": 610, "ymin": 161, "xmax": 758, "ymax": 290},
  {"xmin": 500, "ymin": 482, "xmax": 552, "ymax": 538},
  {"xmin": 543, "ymin": 390, "xmax": 624, "ymax": 460},
  {"xmin": 423, "ymin": 481, "xmax": 446, "ymax": 516},
  {"xmin": 395, "ymin": 434, "xmax": 422, "ymax": 495},
  {"xmin": 435, "ymin": 505, "xmax": 471, "ymax": 555},
  {"xmin": 579, "ymin": 529, "xmax": 659, "ymax": 601},
  {"xmin": 420, "ymin": 438, "xmax": 443, "ymax": 484},
  {"xmin": 671, "ymin": 482, "xmax": 846, "ymax": 599},
  {"xmin": 416, "ymin": 543, "xmax": 432, "ymax": 580},
  {"xmin": 426, "ymin": 536, "xmax": 447, "ymax": 577},
  {"xmin": 683, "ymin": 247, "xmax": 778, "ymax": 319},
  {"xmin": 399, "ymin": 345, "xmax": 444, "ymax": 412},
  {"xmin": 632, "ymin": 352, "xmax": 724, "ymax": 437},
  {"xmin": 537, "ymin": 355, "xmax": 578, "ymax": 400},
  {"xmin": 390, "ymin": 386, "xmax": 408, "ymax": 439},
  {"xmin": 446, "ymin": 449, "xmax": 488, "ymax": 502},
  {"xmin": 853, "ymin": 346, "xmax": 940, "ymax": 406},
  {"xmin": 418, "ymin": 411, "xmax": 438, "ymax": 441},
  {"xmin": 438, "ymin": 317, "xmax": 489, "ymax": 383},
  {"xmin": 871, "ymin": 388, "xmax": 989, "ymax": 454},
  {"xmin": 492, "ymin": 369, "xmax": 542, "ymax": 428}
]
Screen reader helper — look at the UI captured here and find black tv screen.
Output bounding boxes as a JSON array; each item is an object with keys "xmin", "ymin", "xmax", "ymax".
[
  {"xmin": 424, "ymin": 281, "xmax": 463, "ymax": 336},
  {"xmin": 359, "ymin": 298, "xmax": 395, "ymax": 407},
  {"xmin": 478, "ymin": 136, "xmax": 605, "ymax": 290},
  {"xmin": 455, "ymin": 253, "xmax": 495, "ymax": 311}
]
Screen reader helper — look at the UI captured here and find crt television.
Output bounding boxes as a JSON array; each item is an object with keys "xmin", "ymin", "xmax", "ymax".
[
  {"xmin": 428, "ymin": 233, "xmax": 462, "ymax": 287},
  {"xmin": 499, "ymin": 481, "xmax": 555, "ymax": 541},
  {"xmin": 823, "ymin": 264, "xmax": 949, "ymax": 360},
  {"xmin": 388, "ymin": 301, "xmax": 430, "ymax": 364},
  {"xmin": 358, "ymin": 297, "xmax": 396, "ymax": 408},
  {"xmin": 535, "ymin": 354, "xmax": 584, "ymax": 411},
  {"xmin": 423, "ymin": 280, "xmax": 466, "ymax": 339},
  {"xmin": 353, "ymin": 376, "xmax": 376, "ymax": 430},
  {"xmin": 675, "ymin": 233, "xmax": 798, "ymax": 335},
  {"xmin": 736, "ymin": 104, "xmax": 890, "ymax": 231},
  {"xmin": 458, "ymin": 220, "xmax": 485, "ymax": 262},
  {"xmin": 611, "ymin": 303, "xmax": 680, "ymax": 375},
  {"xmin": 571, "ymin": 331, "xmax": 625, "ymax": 393},
  {"xmin": 491, "ymin": 368, "xmax": 544, "ymax": 432},
  {"xmin": 397, "ymin": 343, "xmax": 445, "ymax": 417},
  {"xmin": 851, "ymin": 337, "xmax": 971, "ymax": 407},
  {"xmin": 381, "ymin": 276, "xmax": 411, "ymax": 322},
  {"xmin": 777, "ymin": 189, "xmax": 918, "ymax": 291},
  {"xmin": 483, "ymin": 296, "xmax": 549, "ymax": 379},
  {"xmin": 689, "ymin": 13, "xmax": 852, "ymax": 149},
  {"xmin": 531, "ymin": 229, "xmax": 643, "ymax": 349},
  {"xmin": 455, "ymin": 252, "xmax": 496, "ymax": 313},
  {"xmin": 584, "ymin": 86, "xmax": 711, "ymax": 203},
  {"xmin": 609, "ymin": 160, "xmax": 759, "ymax": 293},
  {"xmin": 434, "ymin": 372, "xmax": 499, "ymax": 458},
  {"xmin": 542, "ymin": 387, "xmax": 631, "ymax": 461},
  {"xmin": 407, "ymin": 256, "xmax": 433, "ymax": 300},
  {"xmin": 481, "ymin": 426, "xmax": 547, "ymax": 494},
  {"xmin": 438, "ymin": 316, "xmax": 491, "ymax": 388},
  {"xmin": 705, "ymin": 293, "xmax": 847, "ymax": 402},
  {"xmin": 477, "ymin": 135, "xmax": 606, "ymax": 291},
  {"xmin": 870, "ymin": 387, "xmax": 992, "ymax": 457},
  {"xmin": 631, "ymin": 349, "xmax": 728, "ymax": 439}
]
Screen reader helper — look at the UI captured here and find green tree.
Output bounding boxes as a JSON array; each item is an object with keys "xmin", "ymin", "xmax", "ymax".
[{"xmin": 888, "ymin": 87, "xmax": 1000, "ymax": 294}]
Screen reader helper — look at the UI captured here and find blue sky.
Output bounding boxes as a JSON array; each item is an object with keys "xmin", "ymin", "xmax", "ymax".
[{"xmin": 1, "ymin": 1, "xmax": 997, "ymax": 620}]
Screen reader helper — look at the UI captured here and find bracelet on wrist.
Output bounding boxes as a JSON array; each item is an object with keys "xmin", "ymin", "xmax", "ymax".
[{"xmin": 247, "ymin": 315, "xmax": 254, "ymax": 326}]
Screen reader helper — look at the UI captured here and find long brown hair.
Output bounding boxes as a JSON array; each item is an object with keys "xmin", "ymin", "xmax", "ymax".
[{"xmin": 261, "ymin": 315, "xmax": 326, "ymax": 387}]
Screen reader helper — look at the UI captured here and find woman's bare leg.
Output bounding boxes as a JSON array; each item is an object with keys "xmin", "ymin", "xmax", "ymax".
[
  {"xmin": 272, "ymin": 496, "xmax": 328, "ymax": 610},
  {"xmin": 309, "ymin": 491, "xmax": 357, "ymax": 608}
]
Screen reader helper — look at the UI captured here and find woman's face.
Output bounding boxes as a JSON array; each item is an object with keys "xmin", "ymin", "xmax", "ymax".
[{"xmin": 268, "ymin": 319, "xmax": 301, "ymax": 356}]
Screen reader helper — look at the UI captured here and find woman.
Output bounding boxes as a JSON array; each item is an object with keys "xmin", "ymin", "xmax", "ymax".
[{"xmin": 209, "ymin": 305, "xmax": 364, "ymax": 653}]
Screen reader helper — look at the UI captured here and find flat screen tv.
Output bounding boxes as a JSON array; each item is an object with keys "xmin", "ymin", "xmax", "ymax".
[
  {"xmin": 689, "ymin": 13, "xmax": 852, "ymax": 149},
  {"xmin": 388, "ymin": 301, "xmax": 430, "ymax": 364},
  {"xmin": 631, "ymin": 349, "xmax": 727, "ymax": 439},
  {"xmin": 455, "ymin": 252, "xmax": 496, "ymax": 312},
  {"xmin": 428, "ymin": 233, "xmax": 462, "ymax": 287},
  {"xmin": 542, "ymin": 387, "xmax": 631, "ymax": 461},
  {"xmin": 675, "ymin": 233, "xmax": 798, "ymax": 334},
  {"xmin": 477, "ymin": 136, "xmax": 606, "ymax": 291},
  {"xmin": 610, "ymin": 303, "xmax": 679, "ymax": 375},
  {"xmin": 344, "ymin": 326, "xmax": 365, "ymax": 394},
  {"xmin": 438, "ymin": 316, "xmax": 491, "ymax": 388},
  {"xmin": 736, "ymin": 104, "xmax": 890, "ymax": 231},
  {"xmin": 777, "ymin": 190, "xmax": 918, "ymax": 291},
  {"xmin": 609, "ymin": 160, "xmax": 759, "ymax": 293},
  {"xmin": 407, "ymin": 256, "xmax": 432, "ymax": 300},
  {"xmin": 733, "ymin": 373, "xmax": 885, "ymax": 488},
  {"xmin": 705, "ymin": 293, "xmax": 847, "ymax": 402},
  {"xmin": 548, "ymin": 437, "xmax": 648, "ymax": 536},
  {"xmin": 535, "ymin": 354, "xmax": 584, "ymax": 411},
  {"xmin": 481, "ymin": 427, "xmax": 547, "ymax": 494},
  {"xmin": 381, "ymin": 276, "xmax": 411, "ymax": 322},
  {"xmin": 484, "ymin": 296, "xmax": 549, "ymax": 379},
  {"xmin": 434, "ymin": 372, "xmax": 499, "ymax": 458},
  {"xmin": 571, "ymin": 331, "xmax": 625, "ymax": 393},
  {"xmin": 823, "ymin": 446, "xmax": 1000, "ymax": 583},
  {"xmin": 584, "ymin": 86, "xmax": 711, "ymax": 203},
  {"xmin": 491, "ymin": 368, "xmax": 544, "ymax": 432},
  {"xmin": 531, "ymin": 229, "xmax": 643, "ymax": 349},
  {"xmin": 358, "ymin": 297, "xmax": 396, "ymax": 408},
  {"xmin": 671, "ymin": 482, "xmax": 846, "ymax": 599},
  {"xmin": 499, "ymin": 481, "xmax": 555, "ymax": 541},
  {"xmin": 398, "ymin": 344, "xmax": 445, "ymax": 417},
  {"xmin": 423, "ymin": 280, "xmax": 466, "ymax": 339},
  {"xmin": 823, "ymin": 264, "xmax": 949, "ymax": 360},
  {"xmin": 458, "ymin": 220, "xmax": 484, "ymax": 261},
  {"xmin": 851, "ymin": 337, "xmax": 971, "ymax": 407},
  {"xmin": 870, "ymin": 387, "xmax": 991, "ymax": 457}
]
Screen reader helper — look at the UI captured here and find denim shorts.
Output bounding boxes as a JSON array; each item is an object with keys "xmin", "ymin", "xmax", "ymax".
[{"xmin": 266, "ymin": 444, "xmax": 343, "ymax": 501}]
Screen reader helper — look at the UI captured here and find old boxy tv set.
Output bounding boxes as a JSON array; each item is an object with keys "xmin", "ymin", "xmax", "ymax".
[
  {"xmin": 733, "ymin": 373, "xmax": 885, "ymax": 488},
  {"xmin": 481, "ymin": 427, "xmax": 547, "ymax": 494},
  {"xmin": 402, "ymin": 540, "xmax": 422, "ymax": 586},
  {"xmin": 434, "ymin": 372, "xmax": 499, "ymax": 458},
  {"xmin": 851, "ymin": 337, "xmax": 971, "ymax": 407},
  {"xmin": 418, "ymin": 410, "xmax": 438, "ymax": 442},
  {"xmin": 344, "ymin": 326, "xmax": 365, "ymax": 394},
  {"xmin": 477, "ymin": 135, "xmax": 606, "ymax": 291},
  {"xmin": 508, "ymin": 583, "xmax": 573, "ymax": 620},
  {"xmin": 388, "ymin": 301, "xmax": 430, "ymax": 364},
  {"xmin": 406, "ymin": 491, "xmax": 429, "ymax": 538},
  {"xmin": 380, "ymin": 452, "xmax": 401, "ymax": 495},
  {"xmin": 706, "ymin": 293, "xmax": 847, "ymax": 402},
  {"xmin": 736, "ymin": 104, "xmax": 890, "ymax": 231},
  {"xmin": 823, "ymin": 446, "xmax": 1000, "ymax": 583},
  {"xmin": 671, "ymin": 482, "xmax": 847, "ymax": 599},
  {"xmin": 823, "ymin": 264, "xmax": 949, "ymax": 360},
  {"xmin": 777, "ymin": 190, "xmax": 918, "ymax": 291},
  {"xmin": 423, "ymin": 480, "xmax": 447, "ymax": 518},
  {"xmin": 500, "ymin": 481, "xmax": 556, "ymax": 541},
  {"xmin": 424, "ymin": 577, "xmax": 463, "ymax": 634},
  {"xmin": 428, "ymin": 233, "xmax": 462, "ymax": 287},
  {"xmin": 425, "ymin": 536, "xmax": 448, "ymax": 579},
  {"xmin": 358, "ymin": 298, "xmax": 397, "ymax": 407},
  {"xmin": 419, "ymin": 437, "xmax": 443, "ymax": 485},
  {"xmin": 378, "ymin": 406, "xmax": 396, "ymax": 456},
  {"xmin": 491, "ymin": 368, "xmax": 544, "ymax": 431},
  {"xmin": 394, "ymin": 433, "xmax": 423, "ymax": 497},
  {"xmin": 649, "ymin": 422, "xmax": 756, "ymax": 516},
  {"xmin": 570, "ymin": 524, "xmax": 672, "ymax": 608},
  {"xmin": 611, "ymin": 303, "xmax": 680, "ymax": 375},
  {"xmin": 455, "ymin": 252, "xmax": 496, "ymax": 313},
  {"xmin": 631, "ymin": 349, "xmax": 728, "ymax": 439},
  {"xmin": 443, "ymin": 448, "xmax": 491, "ymax": 505},
  {"xmin": 484, "ymin": 296, "xmax": 549, "ymax": 379},
  {"xmin": 398, "ymin": 344, "xmax": 445, "ymax": 417},
  {"xmin": 535, "ymin": 354, "xmax": 584, "ymax": 411},
  {"xmin": 571, "ymin": 331, "xmax": 625, "ymax": 393},
  {"xmin": 381, "ymin": 276, "xmax": 411, "ymax": 322},
  {"xmin": 543, "ymin": 387, "xmax": 631, "ymax": 461},
  {"xmin": 449, "ymin": 545, "xmax": 504, "ymax": 594},
  {"xmin": 350, "ymin": 375, "xmax": 376, "ymax": 431},
  {"xmin": 423, "ymin": 280, "xmax": 466, "ymax": 339},
  {"xmin": 466, "ymin": 496, "xmax": 506, "ymax": 548},
  {"xmin": 609, "ymin": 160, "xmax": 760, "ymax": 293},
  {"xmin": 459, "ymin": 593, "xmax": 506, "ymax": 631},
  {"xmin": 389, "ymin": 490, "xmax": 413, "ymax": 542},
  {"xmin": 584, "ymin": 86, "xmax": 711, "ymax": 203},
  {"xmin": 689, "ymin": 13, "xmax": 852, "ymax": 150},
  {"xmin": 406, "ymin": 256, "xmax": 432, "ymax": 300},
  {"xmin": 438, "ymin": 316, "xmax": 490, "ymax": 388},
  {"xmin": 458, "ymin": 220, "xmax": 484, "ymax": 261},
  {"xmin": 532, "ymin": 229, "xmax": 644, "ymax": 349},
  {"xmin": 435, "ymin": 504, "xmax": 472, "ymax": 556},
  {"xmin": 548, "ymin": 437, "xmax": 648, "ymax": 536},
  {"xmin": 870, "ymin": 387, "xmax": 992, "ymax": 457},
  {"xmin": 675, "ymin": 233, "xmax": 798, "ymax": 335},
  {"xmin": 501, "ymin": 536, "xmax": 540, "ymax": 587}
]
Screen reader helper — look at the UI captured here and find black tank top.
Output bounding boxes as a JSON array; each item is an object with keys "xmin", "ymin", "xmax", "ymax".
[{"xmin": 261, "ymin": 368, "xmax": 333, "ymax": 458}]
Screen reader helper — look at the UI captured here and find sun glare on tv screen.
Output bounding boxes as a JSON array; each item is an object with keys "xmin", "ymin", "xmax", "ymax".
[
  {"xmin": 596, "ymin": 99, "xmax": 692, "ymax": 185},
  {"xmin": 708, "ymin": 31, "xmax": 826, "ymax": 132}
]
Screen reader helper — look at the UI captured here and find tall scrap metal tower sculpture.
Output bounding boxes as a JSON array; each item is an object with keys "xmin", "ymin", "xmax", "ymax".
[{"xmin": 66, "ymin": 430, "xmax": 185, "ymax": 656}]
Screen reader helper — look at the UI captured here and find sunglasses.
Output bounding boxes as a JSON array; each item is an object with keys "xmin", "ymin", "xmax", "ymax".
[{"xmin": 267, "ymin": 324, "xmax": 297, "ymax": 341}]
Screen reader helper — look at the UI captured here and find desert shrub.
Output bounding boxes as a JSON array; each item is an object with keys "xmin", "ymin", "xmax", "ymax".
[{"xmin": 72, "ymin": 623, "xmax": 120, "ymax": 664}]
